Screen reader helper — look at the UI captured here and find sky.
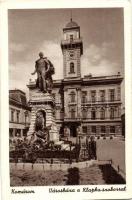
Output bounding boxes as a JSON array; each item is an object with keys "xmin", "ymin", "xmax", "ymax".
[{"xmin": 8, "ymin": 8, "xmax": 124, "ymax": 103}]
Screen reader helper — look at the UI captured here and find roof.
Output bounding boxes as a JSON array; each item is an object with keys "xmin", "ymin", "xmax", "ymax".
[
  {"xmin": 65, "ymin": 18, "xmax": 79, "ymax": 28},
  {"xmin": 9, "ymin": 89, "xmax": 27, "ymax": 106}
]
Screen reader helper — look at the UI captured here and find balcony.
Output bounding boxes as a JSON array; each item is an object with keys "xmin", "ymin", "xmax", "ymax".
[
  {"xmin": 81, "ymin": 99, "xmax": 121, "ymax": 105},
  {"xmin": 61, "ymin": 38, "xmax": 82, "ymax": 45},
  {"xmin": 61, "ymin": 38, "xmax": 83, "ymax": 54},
  {"xmin": 68, "ymin": 101, "xmax": 77, "ymax": 105},
  {"xmin": 81, "ymin": 117, "xmax": 121, "ymax": 122},
  {"xmin": 64, "ymin": 117, "xmax": 82, "ymax": 122}
]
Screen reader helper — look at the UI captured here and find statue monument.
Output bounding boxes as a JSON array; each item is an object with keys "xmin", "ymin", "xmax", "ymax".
[
  {"xmin": 27, "ymin": 52, "xmax": 59, "ymax": 143},
  {"xmin": 31, "ymin": 52, "xmax": 54, "ymax": 93}
]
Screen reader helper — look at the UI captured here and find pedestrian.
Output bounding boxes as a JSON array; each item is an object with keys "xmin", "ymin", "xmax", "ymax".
[{"xmin": 88, "ymin": 136, "xmax": 97, "ymax": 160}]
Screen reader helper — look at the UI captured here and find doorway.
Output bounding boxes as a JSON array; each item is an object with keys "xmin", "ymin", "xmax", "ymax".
[{"xmin": 70, "ymin": 125, "xmax": 77, "ymax": 137}]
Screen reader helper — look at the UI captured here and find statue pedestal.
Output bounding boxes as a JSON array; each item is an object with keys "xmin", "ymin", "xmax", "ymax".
[{"xmin": 27, "ymin": 86, "xmax": 59, "ymax": 142}]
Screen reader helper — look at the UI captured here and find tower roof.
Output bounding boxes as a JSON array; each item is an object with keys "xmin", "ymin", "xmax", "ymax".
[{"xmin": 65, "ymin": 18, "xmax": 79, "ymax": 28}]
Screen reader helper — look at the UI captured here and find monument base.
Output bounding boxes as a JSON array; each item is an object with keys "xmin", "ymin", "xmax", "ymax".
[{"xmin": 27, "ymin": 89, "xmax": 59, "ymax": 142}]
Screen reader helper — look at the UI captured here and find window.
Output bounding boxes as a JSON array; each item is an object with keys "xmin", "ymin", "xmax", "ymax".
[
  {"xmin": 110, "ymin": 108, "xmax": 114, "ymax": 119},
  {"xmin": 82, "ymin": 108, "xmax": 87, "ymax": 119},
  {"xmin": 100, "ymin": 90, "xmax": 105, "ymax": 102},
  {"xmin": 11, "ymin": 110, "xmax": 14, "ymax": 122},
  {"xmin": 70, "ymin": 91, "xmax": 75, "ymax": 102},
  {"xmin": 91, "ymin": 90, "xmax": 96, "ymax": 102},
  {"xmin": 91, "ymin": 109, "xmax": 96, "ymax": 120},
  {"xmin": 100, "ymin": 108, "xmax": 105, "ymax": 120},
  {"xmin": 82, "ymin": 91, "xmax": 87, "ymax": 103},
  {"xmin": 91, "ymin": 126, "xmax": 96, "ymax": 133},
  {"xmin": 82, "ymin": 126, "xmax": 87, "ymax": 133},
  {"xmin": 110, "ymin": 126, "xmax": 115, "ymax": 133},
  {"xmin": 109, "ymin": 89, "xmax": 115, "ymax": 101},
  {"xmin": 16, "ymin": 111, "xmax": 20, "ymax": 123},
  {"xmin": 9, "ymin": 128, "xmax": 13, "ymax": 137},
  {"xmin": 23, "ymin": 129, "xmax": 28, "ymax": 137},
  {"xmin": 117, "ymin": 87, "xmax": 121, "ymax": 100},
  {"xmin": 24, "ymin": 112, "xmax": 28, "ymax": 124},
  {"xmin": 15, "ymin": 129, "xmax": 21, "ymax": 137},
  {"xmin": 70, "ymin": 62, "xmax": 75, "ymax": 73},
  {"xmin": 101, "ymin": 126, "xmax": 106, "ymax": 133},
  {"xmin": 69, "ymin": 51, "xmax": 74, "ymax": 58},
  {"xmin": 70, "ymin": 34, "xmax": 73, "ymax": 41},
  {"xmin": 70, "ymin": 108, "xmax": 75, "ymax": 119}
]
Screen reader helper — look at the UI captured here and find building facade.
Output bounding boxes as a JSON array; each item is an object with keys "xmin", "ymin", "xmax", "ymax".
[
  {"xmin": 51, "ymin": 18, "xmax": 123, "ymax": 137},
  {"xmin": 9, "ymin": 89, "xmax": 30, "ymax": 138}
]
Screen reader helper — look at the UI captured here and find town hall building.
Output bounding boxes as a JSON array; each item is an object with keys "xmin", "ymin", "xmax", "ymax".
[
  {"xmin": 27, "ymin": 18, "xmax": 123, "ymax": 138},
  {"xmin": 51, "ymin": 18, "xmax": 123, "ymax": 138}
]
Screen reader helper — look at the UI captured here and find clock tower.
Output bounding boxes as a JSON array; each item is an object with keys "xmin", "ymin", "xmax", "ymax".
[{"xmin": 61, "ymin": 18, "xmax": 83, "ymax": 79}]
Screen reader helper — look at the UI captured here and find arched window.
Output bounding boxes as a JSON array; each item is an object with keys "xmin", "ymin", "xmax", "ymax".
[
  {"xmin": 110, "ymin": 108, "xmax": 114, "ymax": 119},
  {"xmin": 70, "ymin": 34, "xmax": 73, "ymax": 41},
  {"xmin": 100, "ymin": 108, "xmax": 105, "ymax": 120},
  {"xmin": 91, "ymin": 108, "xmax": 96, "ymax": 120},
  {"xmin": 70, "ymin": 62, "xmax": 75, "ymax": 73}
]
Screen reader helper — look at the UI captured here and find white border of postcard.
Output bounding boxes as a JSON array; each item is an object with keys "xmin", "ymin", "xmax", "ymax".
[{"xmin": 0, "ymin": 0, "xmax": 132, "ymax": 200}]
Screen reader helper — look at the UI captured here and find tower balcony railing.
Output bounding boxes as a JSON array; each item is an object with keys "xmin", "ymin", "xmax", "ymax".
[{"xmin": 61, "ymin": 38, "xmax": 82, "ymax": 45}]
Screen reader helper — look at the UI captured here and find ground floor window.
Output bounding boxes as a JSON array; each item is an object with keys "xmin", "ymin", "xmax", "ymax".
[
  {"xmin": 9, "ymin": 128, "xmax": 13, "ymax": 137},
  {"xmin": 110, "ymin": 126, "xmax": 115, "ymax": 133},
  {"xmin": 15, "ymin": 129, "xmax": 21, "ymax": 137},
  {"xmin": 23, "ymin": 128, "xmax": 28, "ymax": 137},
  {"xmin": 101, "ymin": 126, "xmax": 106, "ymax": 133},
  {"xmin": 82, "ymin": 126, "xmax": 87, "ymax": 133},
  {"xmin": 91, "ymin": 126, "xmax": 96, "ymax": 133}
]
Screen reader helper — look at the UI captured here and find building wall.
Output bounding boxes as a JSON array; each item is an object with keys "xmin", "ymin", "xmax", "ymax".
[
  {"xmin": 52, "ymin": 80, "xmax": 122, "ymax": 137},
  {"xmin": 63, "ymin": 48, "xmax": 81, "ymax": 78},
  {"xmin": 9, "ymin": 104, "xmax": 30, "ymax": 138},
  {"xmin": 9, "ymin": 90, "xmax": 30, "ymax": 138}
]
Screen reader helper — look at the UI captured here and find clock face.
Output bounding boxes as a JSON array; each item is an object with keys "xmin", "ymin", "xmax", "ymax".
[{"xmin": 68, "ymin": 50, "xmax": 75, "ymax": 59}]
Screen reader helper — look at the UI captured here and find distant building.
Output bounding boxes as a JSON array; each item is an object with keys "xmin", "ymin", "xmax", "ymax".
[
  {"xmin": 28, "ymin": 18, "xmax": 123, "ymax": 138},
  {"xmin": 52, "ymin": 18, "xmax": 123, "ymax": 137},
  {"xmin": 121, "ymin": 108, "xmax": 125, "ymax": 137},
  {"xmin": 9, "ymin": 89, "xmax": 31, "ymax": 138}
]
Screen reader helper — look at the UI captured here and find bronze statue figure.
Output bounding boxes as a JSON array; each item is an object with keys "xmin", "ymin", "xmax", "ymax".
[
  {"xmin": 29, "ymin": 111, "xmax": 51, "ymax": 146},
  {"xmin": 31, "ymin": 52, "xmax": 55, "ymax": 93}
]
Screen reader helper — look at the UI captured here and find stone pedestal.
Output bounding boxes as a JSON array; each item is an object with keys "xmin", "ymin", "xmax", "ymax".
[{"xmin": 27, "ymin": 86, "xmax": 59, "ymax": 142}]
